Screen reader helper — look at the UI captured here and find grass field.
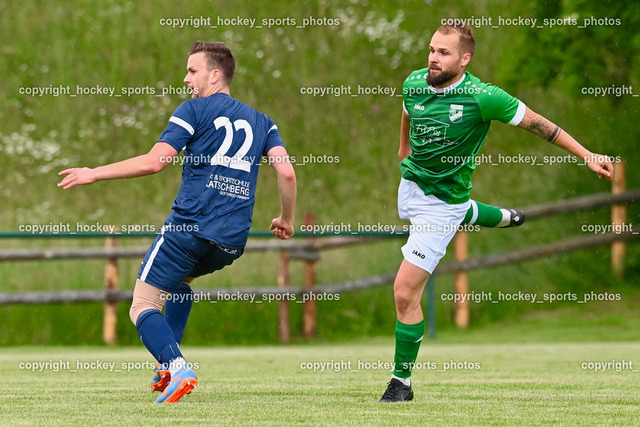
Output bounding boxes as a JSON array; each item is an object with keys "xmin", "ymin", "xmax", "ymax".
[
  {"xmin": 1, "ymin": 0, "xmax": 639, "ymax": 347},
  {"xmin": 3, "ymin": 336, "xmax": 640, "ymax": 425},
  {"xmin": 1, "ymin": 4, "xmax": 639, "ymax": 423}
]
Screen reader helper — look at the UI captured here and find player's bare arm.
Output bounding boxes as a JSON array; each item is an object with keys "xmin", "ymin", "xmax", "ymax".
[
  {"xmin": 57, "ymin": 142, "xmax": 178, "ymax": 189},
  {"xmin": 398, "ymin": 110, "xmax": 412, "ymax": 161},
  {"xmin": 267, "ymin": 145, "xmax": 297, "ymax": 240},
  {"xmin": 517, "ymin": 107, "xmax": 613, "ymax": 180}
]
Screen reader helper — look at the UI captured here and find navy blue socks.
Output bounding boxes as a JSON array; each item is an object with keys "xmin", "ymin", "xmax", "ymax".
[
  {"xmin": 136, "ymin": 309, "xmax": 183, "ymax": 364},
  {"xmin": 164, "ymin": 282, "xmax": 194, "ymax": 344}
]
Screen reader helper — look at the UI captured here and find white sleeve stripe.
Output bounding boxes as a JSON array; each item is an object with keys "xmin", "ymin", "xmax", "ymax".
[
  {"xmin": 508, "ymin": 100, "xmax": 526, "ymax": 126},
  {"xmin": 169, "ymin": 116, "xmax": 195, "ymax": 135},
  {"xmin": 268, "ymin": 124, "xmax": 278, "ymax": 133},
  {"xmin": 403, "ymin": 102, "xmax": 408, "ymax": 114}
]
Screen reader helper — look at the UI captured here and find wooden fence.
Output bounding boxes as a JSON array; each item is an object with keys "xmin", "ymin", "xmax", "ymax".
[{"xmin": 1, "ymin": 163, "xmax": 638, "ymax": 343}]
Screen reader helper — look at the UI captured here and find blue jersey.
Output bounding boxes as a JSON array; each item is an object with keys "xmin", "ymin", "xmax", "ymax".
[{"xmin": 157, "ymin": 93, "xmax": 285, "ymax": 249}]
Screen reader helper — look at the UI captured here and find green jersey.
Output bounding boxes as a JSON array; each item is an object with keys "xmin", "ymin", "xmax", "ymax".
[{"xmin": 400, "ymin": 69, "xmax": 525, "ymax": 204}]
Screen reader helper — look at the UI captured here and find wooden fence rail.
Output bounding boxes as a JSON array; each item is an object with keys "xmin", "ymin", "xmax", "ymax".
[
  {"xmin": 0, "ymin": 237, "xmax": 379, "ymax": 262},
  {"xmin": 1, "ymin": 175, "xmax": 638, "ymax": 342},
  {"xmin": 1, "ymin": 228, "xmax": 637, "ymax": 307},
  {"xmin": 520, "ymin": 189, "xmax": 640, "ymax": 219},
  {"xmin": 438, "ymin": 227, "xmax": 639, "ymax": 274}
]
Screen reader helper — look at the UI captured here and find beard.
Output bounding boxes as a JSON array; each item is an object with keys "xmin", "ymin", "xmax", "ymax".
[{"xmin": 426, "ymin": 67, "xmax": 459, "ymax": 87}]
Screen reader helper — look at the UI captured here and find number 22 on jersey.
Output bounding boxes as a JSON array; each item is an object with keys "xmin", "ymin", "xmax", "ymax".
[{"xmin": 210, "ymin": 116, "xmax": 254, "ymax": 173}]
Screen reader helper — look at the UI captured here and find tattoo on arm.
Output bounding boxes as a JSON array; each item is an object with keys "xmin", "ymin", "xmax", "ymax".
[
  {"xmin": 547, "ymin": 125, "xmax": 561, "ymax": 143},
  {"xmin": 519, "ymin": 110, "xmax": 562, "ymax": 144}
]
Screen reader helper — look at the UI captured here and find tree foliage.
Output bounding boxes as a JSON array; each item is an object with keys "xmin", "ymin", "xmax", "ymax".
[{"xmin": 499, "ymin": 0, "xmax": 640, "ymax": 95}]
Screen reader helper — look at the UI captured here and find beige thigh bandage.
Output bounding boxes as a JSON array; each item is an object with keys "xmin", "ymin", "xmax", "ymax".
[{"xmin": 129, "ymin": 279, "xmax": 170, "ymax": 325}]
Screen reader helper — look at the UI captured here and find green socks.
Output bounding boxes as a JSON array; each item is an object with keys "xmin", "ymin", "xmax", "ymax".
[
  {"xmin": 462, "ymin": 199, "xmax": 508, "ymax": 227},
  {"xmin": 392, "ymin": 319, "xmax": 425, "ymax": 379}
]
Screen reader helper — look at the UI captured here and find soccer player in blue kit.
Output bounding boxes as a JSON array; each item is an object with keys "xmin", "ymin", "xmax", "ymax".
[{"xmin": 58, "ymin": 41, "xmax": 297, "ymax": 403}]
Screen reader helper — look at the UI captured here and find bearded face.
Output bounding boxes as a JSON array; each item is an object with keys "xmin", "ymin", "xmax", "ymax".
[
  {"xmin": 425, "ymin": 31, "xmax": 470, "ymax": 88},
  {"xmin": 426, "ymin": 66, "xmax": 460, "ymax": 87}
]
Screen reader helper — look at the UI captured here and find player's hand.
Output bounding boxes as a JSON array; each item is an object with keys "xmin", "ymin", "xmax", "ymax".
[
  {"xmin": 57, "ymin": 167, "xmax": 98, "ymax": 189},
  {"xmin": 585, "ymin": 153, "xmax": 614, "ymax": 180},
  {"xmin": 269, "ymin": 216, "xmax": 294, "ymax": 240}
]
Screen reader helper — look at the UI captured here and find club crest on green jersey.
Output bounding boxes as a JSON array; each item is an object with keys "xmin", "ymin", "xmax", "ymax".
[{"xmin": 449, "ymin": 104, "xmax": 464, "ymax": 123}]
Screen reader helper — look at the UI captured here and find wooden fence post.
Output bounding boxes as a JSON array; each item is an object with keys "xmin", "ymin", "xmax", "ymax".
[
  {"xmin": 103, "ymin": 232, "xmax": 118, "ymax": 345},
  {"xmin": 454, "ymin": 230, "xmax": 469, "ymax": 329},
  {"xmin": 277, "ymin": 250, "xmax": 291, "ymax": 343},
  {"xmin": 611, "ymin": 160, "xmax": 627, "ymax": 280},
  {"xmin": 303, "ymin": 212, "xmax": 317, "ymax": 339}
]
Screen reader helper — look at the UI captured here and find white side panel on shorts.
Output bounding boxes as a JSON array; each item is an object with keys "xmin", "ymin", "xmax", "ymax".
[{"xmin": 140, "ymin": 236, "xmax": 165, "ymax": 282}]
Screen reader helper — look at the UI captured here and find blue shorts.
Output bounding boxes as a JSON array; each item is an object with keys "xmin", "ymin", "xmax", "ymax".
[{"xmin": 137, "ymin": 227, "xmax": 243, "ymax": 292}]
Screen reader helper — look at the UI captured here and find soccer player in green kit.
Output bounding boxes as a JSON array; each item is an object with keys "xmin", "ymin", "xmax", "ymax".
[{"xmin": 380, "ymin": 23, "xmax": 614, "ymax": 402}]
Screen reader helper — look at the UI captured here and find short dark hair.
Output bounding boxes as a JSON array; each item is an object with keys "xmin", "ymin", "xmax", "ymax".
[
  {"xmin": 436, "ymin": 23, "xmax": 475, "ymax": 57},
  {"xmin": 188, "ymin": 41, "xmax": 236, "ymax": 86}
]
